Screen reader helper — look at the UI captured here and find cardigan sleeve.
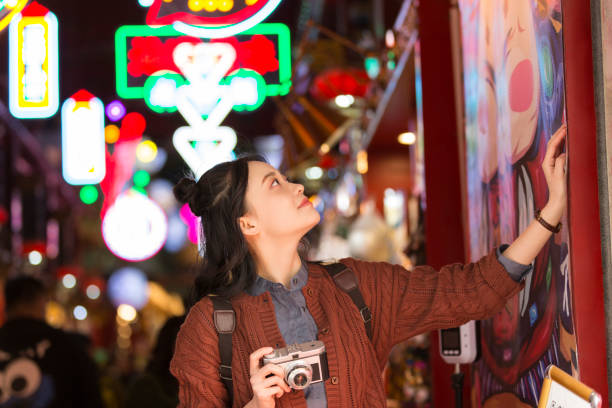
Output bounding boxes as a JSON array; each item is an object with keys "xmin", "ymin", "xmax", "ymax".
[
  {"xmin": 339, "ymin": 247, "xmax": 524, "ymax": 361},
  {"xmin": 170, "ymin": 298, "xmax": 230, "ymax": 408}
]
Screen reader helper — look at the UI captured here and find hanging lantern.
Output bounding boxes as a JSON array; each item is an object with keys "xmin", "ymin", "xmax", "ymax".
[{"xmin": 310, "ymin": 68, "xmax": 371, "ymax": 101}]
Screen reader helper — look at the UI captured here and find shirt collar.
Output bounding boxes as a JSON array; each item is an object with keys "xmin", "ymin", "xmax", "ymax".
[{"xmin": 247, "ymin": 262, "xmax": 309, "ymax": 296}]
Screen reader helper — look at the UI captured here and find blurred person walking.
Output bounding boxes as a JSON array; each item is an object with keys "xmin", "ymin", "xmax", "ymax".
[
  {"xmin": 124, "ymin": 315, "xmax": 185, "ymax": 408},
  {"xmin": 0, "ymin": 276, "xmax": 104, "ymax": 408}
]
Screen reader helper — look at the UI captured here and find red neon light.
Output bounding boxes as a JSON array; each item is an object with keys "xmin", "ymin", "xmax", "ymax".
[
  {"xmin": 21, "ymin": 1, "xmax": 49, "ymax": 17},
  {"xmin": 72, "ymin": 89, "xmax": 95, "ymax": 102},
  {"xmin": 21, "ymin": 241, "xmax": 46, "ymax": 255},
  {"xmin": 119, "ymin": 112, "xmax": 146, "ymax": 141},
  {"xmin": 146, "ymin": 0, "xmax": 268, "ymax": 26},
  {"xmin": 127, "ymin": 36, "xmax": 200, "ymax": 77},
  {"xmin": 211, "ymin": 35, "xmax": 278, "ymax": 74},
  {"xmin": 310, "ymin": 68, "xmax": 371, "ymax": 100},
  {"xmin": 127, "ymin": 34, "xmax": 278, "ymax": 78},
  {"xmin": 99, "ymin": 113, "xmax": 146, "ymax": 218}
]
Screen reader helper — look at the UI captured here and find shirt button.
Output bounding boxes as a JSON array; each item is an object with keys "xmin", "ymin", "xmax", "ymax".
[
  {"xmin": 331, "ymin": 376, "xmax": 338, "ymax": 385},
  {"xmin": 293, "ymin": 278, "xmax": 298, "ymax": 285},
  {"xmin": 320, "ymin": 328, "xmax": 329, "ymax": 335}
]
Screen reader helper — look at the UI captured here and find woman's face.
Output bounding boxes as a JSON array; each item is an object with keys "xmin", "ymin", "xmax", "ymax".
[{"xmin": 242, "ymin": 161, "xmax": 320, "ymax": 240}]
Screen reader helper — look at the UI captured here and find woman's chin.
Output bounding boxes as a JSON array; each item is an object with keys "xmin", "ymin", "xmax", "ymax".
[
  {"xmin": 301, "ymin": 208, "xmax": 321, "ymax": 232},
  {"xmin": 310, "ymin": 208, "xmax": 322, "ymax": 224}
]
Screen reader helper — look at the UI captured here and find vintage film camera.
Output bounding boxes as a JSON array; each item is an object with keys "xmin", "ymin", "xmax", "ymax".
[{"xmin": 263, "ymin": 341, "xmax": 329, "ymax": 390}]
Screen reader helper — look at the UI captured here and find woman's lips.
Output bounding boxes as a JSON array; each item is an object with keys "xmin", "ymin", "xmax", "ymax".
[{"xmin": 298, "ymin": 197, "xmax": 311, "ymax": 208}]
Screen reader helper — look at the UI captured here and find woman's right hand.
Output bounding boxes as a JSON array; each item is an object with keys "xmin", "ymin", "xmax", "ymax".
[{"xmin": 245, "ymin": 347, "xmax": 291, "ymax": 408}]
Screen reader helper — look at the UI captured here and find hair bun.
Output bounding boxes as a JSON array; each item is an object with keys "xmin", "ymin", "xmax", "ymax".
[{"xmin": 173, "ymin": 177, "xmax": 199, "ymax": 213}]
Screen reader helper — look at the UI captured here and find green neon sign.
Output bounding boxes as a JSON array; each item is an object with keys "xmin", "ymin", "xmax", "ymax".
[{"xmin": 115, "ymin": 23, "xmax": 292, "ymax": 105}]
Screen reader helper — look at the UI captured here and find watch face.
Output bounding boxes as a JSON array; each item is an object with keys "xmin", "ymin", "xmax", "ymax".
[{"xmin": 146, "ymin": 0, "xmax": 282, "ymax": 37}]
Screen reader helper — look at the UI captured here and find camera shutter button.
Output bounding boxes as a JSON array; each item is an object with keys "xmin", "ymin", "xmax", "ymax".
[{"xmin": 331, "ymin": 376, "xmax": 339, "ymax": 385}]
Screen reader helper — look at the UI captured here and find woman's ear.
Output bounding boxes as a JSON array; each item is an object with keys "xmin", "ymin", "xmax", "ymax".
[{"xmin": 239, "ymin": 215, "xmax": 258, "ymax": 236}]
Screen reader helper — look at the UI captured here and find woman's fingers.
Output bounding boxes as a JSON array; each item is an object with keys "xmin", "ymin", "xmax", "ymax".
[
  {"xmin": 257, "ymin": 375, "xmax": 290, "ymax": 393},
  {"xmin": 543, "ymin": 124, "xmax": 567, "ymax": 175},
  {"xmin": 554, "ymin": 153, "xmax": 567, "ymax": 178},
  {"xmin": 249, "ymin": 347, "xmax": 274, "ymax": 377},
  {"xmin": 253, "ymin": 363, "xmax": 286, "ymax": 383},
  {"xmin": 257, "ymin": 386, "xmax": 286, "ymax": 399}
]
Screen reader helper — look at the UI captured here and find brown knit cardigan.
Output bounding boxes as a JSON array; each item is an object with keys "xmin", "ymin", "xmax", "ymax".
[{"xmin": 170, "ymin": 248, "xmax": 523, "ymax": 407}]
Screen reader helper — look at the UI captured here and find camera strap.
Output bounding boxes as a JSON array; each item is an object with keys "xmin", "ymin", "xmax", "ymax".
[
  {"xmin": 210, "ymin": 262, "xmax": 371, "ymax": 406},
  {"xmin": 210, "ymin": 296, "xmax": 235, "ymax": 405},
  {"xmin": 317, "ymin": 262, "xmax": 373, "ymax": 340}
]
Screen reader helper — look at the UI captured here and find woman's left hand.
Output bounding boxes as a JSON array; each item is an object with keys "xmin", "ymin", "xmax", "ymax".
[{"xmin": 541, "ymin": 124, "xmax": 567, "ymax": 224}]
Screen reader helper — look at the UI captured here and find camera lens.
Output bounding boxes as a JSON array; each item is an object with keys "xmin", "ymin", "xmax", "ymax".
[
  {"xmin": 294, "ymin": 373, "xmax": 308, "ymax": 388},
  {"xmin": 286, "ymin": 364, "xmax": 312, "ymax": 390}
]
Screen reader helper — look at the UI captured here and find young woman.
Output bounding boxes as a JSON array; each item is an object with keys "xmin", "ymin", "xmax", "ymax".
[{"xmin": 170, "ymin": 126, "xmax": 567, "ymax": 408}]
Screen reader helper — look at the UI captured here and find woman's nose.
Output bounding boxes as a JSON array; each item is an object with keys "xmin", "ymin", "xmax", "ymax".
[{"xmin": 296, "ymin": 183, "xmax": 304, "ymax": 195}]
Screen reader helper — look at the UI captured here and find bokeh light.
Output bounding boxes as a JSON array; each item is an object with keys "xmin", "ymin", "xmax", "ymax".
[
  {"xmin": 119, "ymin": 112, "xmax": 146, "ymax": 141},
  {"xmin": 73, "ymin": 305, "xmax": 88, "ymax": 320},
  {"xmin": 28, "ymin": 250, "xmax": 43, "ymax": 265},
  {"xmin": 107, "ymin": 267, "xmax": 149, "ymax": 309},
  {"xmin": 105, "ymin": 100, "xmax": 126, "ymax": 122},
  {"xmin": 80, "ymin": 185, "xmax": 99, "ymax": 205},
  {"xmin": 104, "ymin": 124, "xmax": 120, "ymax": 144},
  {"xmin": 133, "ymin": 170, "xmax": 151, "ymax": 188},
  {"xmin": 86, "ymin": 284, "xmax": 101, "ymax": 300},
  {"xmin": 62, "ymin": 273, "xmax": 77, "ymax": 289},
  {"xmin": 117, "ymin": 304, "xmax": 137, "ymax": 322},
  {"xmin": 101, "ymin": 192, "xmax": 168, "ymax": 261},
  {"xmin": 398, "ymin": 131, "xmax": 416, "ymax": 145},
  {"xmin": 136, "ymin": 140, "xmax": 158, "ymax": 163}
]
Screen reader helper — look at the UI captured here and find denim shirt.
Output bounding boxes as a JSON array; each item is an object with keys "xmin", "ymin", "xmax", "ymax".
[
  {"xmin": 245, "ymin": 247, "xmax": 530, "ymax": 408},
  {"xmin": 246, "ymin": 264, "xmax": 326, "ymax": 407}
]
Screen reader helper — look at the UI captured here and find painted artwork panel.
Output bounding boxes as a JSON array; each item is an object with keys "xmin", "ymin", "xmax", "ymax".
[{"xmin": 457, "ymin": 1, "xmax": 577, "ymax": 407}]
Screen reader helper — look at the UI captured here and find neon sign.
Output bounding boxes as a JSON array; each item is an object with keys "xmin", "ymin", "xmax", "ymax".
[
  {"xmin": 8, "ymin": 1, "xmax": 58, "ymax": 119},
  {"xmin": 171, "ymin": 41, "xmax": 249, "ymax": 177},
  {"xmin": 115, "ymin": 23, "xmax": 291, "ymax": 103},
  {"xmin": 0, "ymin": 0, "xmax": 29, "ymax": 33},
  {"xmin": 61, "ymin": 90, "xmax": 106, "ymax": 185},
  {"xmin": 116, "ymin": 2, "xmax": 289, "ymax": 180},
  {"xmin": 142, "ymin": 0, "xmax": 283, "ymax": 39}
]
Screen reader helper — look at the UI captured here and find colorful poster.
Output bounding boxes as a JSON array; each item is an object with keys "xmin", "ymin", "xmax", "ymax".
[{"xmin": 457, "ymin": 1, "xmax": 577, "ymax": 406}]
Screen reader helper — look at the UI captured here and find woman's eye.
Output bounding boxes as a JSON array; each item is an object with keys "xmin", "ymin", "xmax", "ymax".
[{"xmin": 271, "ymin": 179, "xmax": 280, "ymax": 187}]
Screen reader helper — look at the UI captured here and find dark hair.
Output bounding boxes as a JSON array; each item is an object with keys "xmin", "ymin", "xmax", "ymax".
[
  {"xmin": 5, "ymin": 276, "xmax": 46, "ymax": 312},
  {"xmin": 173, "ymin": 155, "xmax": 267, "ymax": 299}
]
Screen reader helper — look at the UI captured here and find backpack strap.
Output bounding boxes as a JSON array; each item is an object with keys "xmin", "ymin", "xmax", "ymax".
[
  {"xmin": 210, "ymin": 296, "xmax": 235, "ymax": 406},
  {"xmin": 317, "ymin": 262, "xmax": 373, "ymax": 340}
]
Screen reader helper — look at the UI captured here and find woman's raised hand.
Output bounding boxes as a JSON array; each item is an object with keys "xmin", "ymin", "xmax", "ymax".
[
  {"xmin": 541, "ymin": 124, "xmax": 567, "ymax": 225},
  {"xmin": 244, "ymin": 347, "xmax": 291, "ymax": 408}
]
